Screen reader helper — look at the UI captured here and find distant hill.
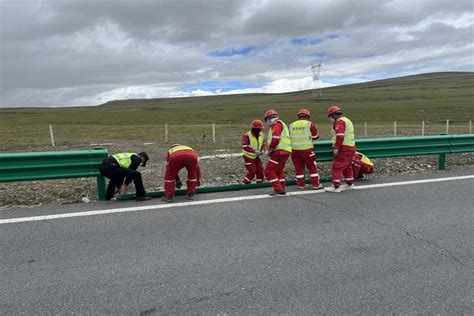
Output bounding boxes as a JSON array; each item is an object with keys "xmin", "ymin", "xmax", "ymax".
[
  {"xmin": 1, "ymin": 72, "xmax": 473, "ymax": 127},
  {"xmin": 97, "ymin": 72, "xmax": 473, "ymax": 125}
]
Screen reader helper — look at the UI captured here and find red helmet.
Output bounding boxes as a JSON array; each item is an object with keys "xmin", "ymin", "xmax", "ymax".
[
  {"xmin": 264, "ymin": 109, "xmax": 278, "ymax": 120},
  {"xmin": 297, "ymin": 108, "xmax": 311, "ymax": 118},
  {"xmin": 251, "ymin": 119, "xmax": 264, "ymax": 129},
  {"xmin": 327, "ymin": 105, "xmax": 342, "ymax": 117}
]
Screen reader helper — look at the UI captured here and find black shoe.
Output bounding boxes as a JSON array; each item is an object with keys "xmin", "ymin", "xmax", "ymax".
[
  {"xmin": 136, "ymin": 196, "xmax": 152, "ymax": 201},
  {"xmin": 187, "ymin": 194, "xmax": 195, "ymax": 200}
]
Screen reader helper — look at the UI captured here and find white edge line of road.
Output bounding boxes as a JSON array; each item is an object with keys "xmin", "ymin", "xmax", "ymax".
[{"xmin": 1, "ymin": 174, "xmax": 473, "ymax": 225}]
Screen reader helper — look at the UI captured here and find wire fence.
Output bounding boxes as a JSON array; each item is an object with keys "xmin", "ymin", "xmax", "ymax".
[{"xmin": 1, "ymin": 120, "xmax": 472, "ymax": 152}]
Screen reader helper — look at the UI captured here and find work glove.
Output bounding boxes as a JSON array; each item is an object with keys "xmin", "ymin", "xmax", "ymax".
[
  {"xmin": 176, "ymin": 179, "xmax": 183, "ymax": 189},
  {"xmin": 256, "ymin": 151, "xmax": 263, "ymax": 157},
  {"xmin": 197, "ymin": 179, "xmax": 201, "ymax": 187},
  {"xmin": 333, "ymin": 149, "xmax": 339, "ymax": 157}
]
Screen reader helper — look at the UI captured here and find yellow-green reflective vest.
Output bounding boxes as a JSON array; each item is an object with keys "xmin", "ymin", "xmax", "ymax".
[
  {"xmin": 112, "ymin": 153, "xmax": 136, "ymax": 168},
  {"xmin": 268, "ymin": 120, "xmax": 292, "ymax": 153},
  {"xmin": 331, "ymin": 116, "xmax": 355, "ymax": 147},
  {"xmin": 289, "ymin": 120, "xmax": 313, "ymax": 150},
  {"xmin": 168, "ymin": 145, "xmax": 193, "ymax": 155},
  {"xmin": 357, "ymin": 152, "xmax": 374, "ymax": 167},
  {"xmin": 242, "ymin": 131, "xmax": 264, "ymax": 159}
]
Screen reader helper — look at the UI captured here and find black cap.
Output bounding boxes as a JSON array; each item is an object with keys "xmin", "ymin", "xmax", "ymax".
[{"xmin": 138, "ymin": 152, "xmax": 149, "ymax": 167}]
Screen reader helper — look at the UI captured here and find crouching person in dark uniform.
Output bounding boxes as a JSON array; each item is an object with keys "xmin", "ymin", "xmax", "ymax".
[{"xmin": 99, "ymin": 152, "xmax": 152, "ymax": 201}]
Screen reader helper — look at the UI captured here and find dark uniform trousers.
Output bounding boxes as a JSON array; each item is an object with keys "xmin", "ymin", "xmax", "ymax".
[{"xmin": 99, "ymin": 162, "xmax": 146, "ymax": 200}]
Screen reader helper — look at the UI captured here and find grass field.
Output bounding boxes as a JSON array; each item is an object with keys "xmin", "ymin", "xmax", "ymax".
[{"xmin": 1, "ymin": 72, "xmax": 473, "ymax": 152}]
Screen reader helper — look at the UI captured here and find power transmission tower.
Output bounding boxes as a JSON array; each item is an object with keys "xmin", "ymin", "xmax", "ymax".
[{"xmin": 310, "ymin": 62, "xmax": 323, "ymax": 98}]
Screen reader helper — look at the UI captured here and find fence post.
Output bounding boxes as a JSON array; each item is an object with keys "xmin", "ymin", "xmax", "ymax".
[
  {"xmin": 446, "ymin": 119, "xmax": 449, "ymax": 134},
  {"xmin": 393, "ymin": 122, "xmax": 397, "ymax": 137},
  {"xmin": 96, "ymin": 176, "xmax": 106, "ymax": 200},
  {"xmin": 212, "ymin": 123, "xmax": 216, "ymax": 143},
  {"xmin": 364, "ymin": 122, "xmax": 368, "ymax": 138},
  {"xmin": 470, "ymin": 120, "xmax": 472, "ymax": 134},
  {"xmin": 49, "ymin": 124, "xmax": 55, "ymax": 147},
  {"xmin": 421, "ymin": 121, "xmax": 425, "ymax": 136},
  {"xmin": 165, "ymin": 123, "xmax": 168, "ymax": 143}
]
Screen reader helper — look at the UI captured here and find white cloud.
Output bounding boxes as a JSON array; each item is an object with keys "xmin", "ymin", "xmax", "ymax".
[{"xmin": 0, "ymin": 0, "xmax": 473, "ymax": 107}]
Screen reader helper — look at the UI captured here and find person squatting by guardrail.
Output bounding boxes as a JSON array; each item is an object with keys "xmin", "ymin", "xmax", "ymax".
[{"xmin": 99, "ymin": 152, "xmax": 151, "ymax": 201}]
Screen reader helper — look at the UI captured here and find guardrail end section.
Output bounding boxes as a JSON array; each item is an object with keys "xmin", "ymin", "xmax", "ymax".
[{"xmin": 97, "ymin": 175, "xmax": 107, "ymax": 200}]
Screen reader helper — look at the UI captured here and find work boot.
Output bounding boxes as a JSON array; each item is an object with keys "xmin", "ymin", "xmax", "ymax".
[
  {"xmin": 296, "ymin": 185, "xmax": 306, "ymax": 190},
  {"xmin": 187, "ymin": 194, "xmax": 195, "ymax": 200},
  {"xmin": 270, "ymin": 189, "xmax": 287, "ymax": 196},
  {"xmin": 312, "ymin": 184, "xmax": 324, "ymax": 190},
  {"xmin": 325, "ymin": 186, "xmax": 342, "ymax": 193},
  {"xmin": 341, "ymin": 184, "xmax": 356, "ymax": 190},
  {"xmin": 162, "ymin": 196, "xmax": 173, "ymax": 203},
  {"xmin": 136, "ymin": 196, "xmax": 152, "ymax": 201}
]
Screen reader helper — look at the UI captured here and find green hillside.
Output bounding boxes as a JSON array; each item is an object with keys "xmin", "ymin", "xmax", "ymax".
[{"xmin": 1, "ymin": 72, "xmax": 473, "ymax": 151}]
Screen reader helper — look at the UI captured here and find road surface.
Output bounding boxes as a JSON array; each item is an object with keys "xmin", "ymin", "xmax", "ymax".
[{"xmin": 1, "ymin": 170, "xmax": 473, "ymax": 314}]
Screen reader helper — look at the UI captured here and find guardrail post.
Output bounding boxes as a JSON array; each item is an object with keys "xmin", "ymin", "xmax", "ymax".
[
  {"xmin": 421, "ymin": 121, "xmax": 425, "ymax": 136},
  {"xmin": 393, "ymin": 122, "xmax": 397, "ymax": 137},
  {"xmin": 97, "ymin": 175, "xmax": 106, "ymax": 200},
  {"xmin": 165, "ymin": 123, "xmax": 169, "ymax": 143},
  {"xmin": 364, "ymin": 122, "xmax": 368, "ymax": 138},
  {"xmin": 470, "ymin": 120, "xmax": 472, "ymax": 134},
  {"xmin": 438, "ymin": 153, "xmax": 446, "ymax": 170},
  {"xmin": 446, "ymin": 119, "xmax": 449, "ymax": 134}
]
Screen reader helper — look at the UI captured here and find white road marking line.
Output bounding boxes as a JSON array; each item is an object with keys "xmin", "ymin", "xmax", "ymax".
[{"xmin": 1, "ymin": 175, "xmax": 473, "ymax": 225}]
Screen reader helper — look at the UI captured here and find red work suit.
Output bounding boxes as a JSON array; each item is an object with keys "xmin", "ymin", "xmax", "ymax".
[
  {"xmin": 265, "ymin": 120, "xmax": 291, "ymax": 192},
  {"xmin": 164, "ymin": 149, "xmax": 201, "ymax": 197},
  {"xmin": 332, "ymin": 116, "xmax": 356, "ymax": 188},
  {"xmin": 290, "ymin": 119, "xmax": 321, "ymax": 187},
  {"xmin": 241, "ymin": 131, "xmax": 266, "ymax": 184},
  {"xmin": 352, "ymin": 152, "xmax": 374, "ymax": 179}
]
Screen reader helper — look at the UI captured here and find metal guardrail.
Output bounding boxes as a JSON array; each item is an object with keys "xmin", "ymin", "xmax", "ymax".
[
  {"xmin": 118, "ymin": 134, "xmax": 474, "ymax": 200},
  {"xmin": 0, "ymin": 135, "xmax": 472, "ymax": 201},
  {"xmin": 0, "ymin": 147, "xmax": 108, "ymax": 200}
]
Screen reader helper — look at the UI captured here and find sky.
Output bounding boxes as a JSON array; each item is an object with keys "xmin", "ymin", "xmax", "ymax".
[{"xmin": 0, "ymin": 0, "xmax": 473, "ymax": 108}]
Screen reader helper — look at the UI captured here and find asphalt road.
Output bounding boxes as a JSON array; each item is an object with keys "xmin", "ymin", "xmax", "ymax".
[{"xmin": 1, "ymin": 170, "xmax": 473, "ymax": 314}]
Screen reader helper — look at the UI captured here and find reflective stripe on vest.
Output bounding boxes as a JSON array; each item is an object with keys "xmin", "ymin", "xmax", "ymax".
[
  {"xmin": 331, "ymin": 116, "xmax": 355, "ymax": 147},
  {"xmin": 112, "ymin": 153, "xmax": 136, "ymax": 168},
  {"xmin": 268, "ymin": 120, "xmax": 292, "ymax": 153},
  {"xmin": 357, "ymin": 151, "xmax": 374, "ymax": 167},
  {"xmin": 242, "ymin": 131, "xmax": 263, "ymax": 159},
  {"xmin": 289, "ymin": 120, "xmax": 313, "ymax": 150},
  {"xmin": 168, "ymin": 145, "xmax": 193, "ymax": 155}
]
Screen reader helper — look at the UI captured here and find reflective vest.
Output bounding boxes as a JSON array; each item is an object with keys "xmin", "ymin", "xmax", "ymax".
[
  {"xmin": 112, "ymin": 153, "xmax": 136, "ymax": 168},
  {"xmin": 268, "ymin": 120, "xmax": 292, "ymax": 153},
  {"xmin": 168, "ymin": 145, "xmax": 193, "ymax": 155},
  {"xmin": 242, "ymin": 131, "xmax": 264, "ymax": 159},
  {"xmin": 357, "ymin": 151, "xmax": 374, "ymax": 167},
  {"xmin": 331, "ymin": 116, "xmax": 355, "ymax": 147},
  {"xmin": 289, "ymin": 120, "xmax": 313, "ymax": 150}
]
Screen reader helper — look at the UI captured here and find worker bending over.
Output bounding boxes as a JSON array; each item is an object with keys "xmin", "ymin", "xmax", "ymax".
[
  {"xmin": 163, "ymin": 144, "xmax": 201, "ymax": 202},
  {"xmin": 99, "ymin": 152, "xmax": 151, "ymax": 201}
]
